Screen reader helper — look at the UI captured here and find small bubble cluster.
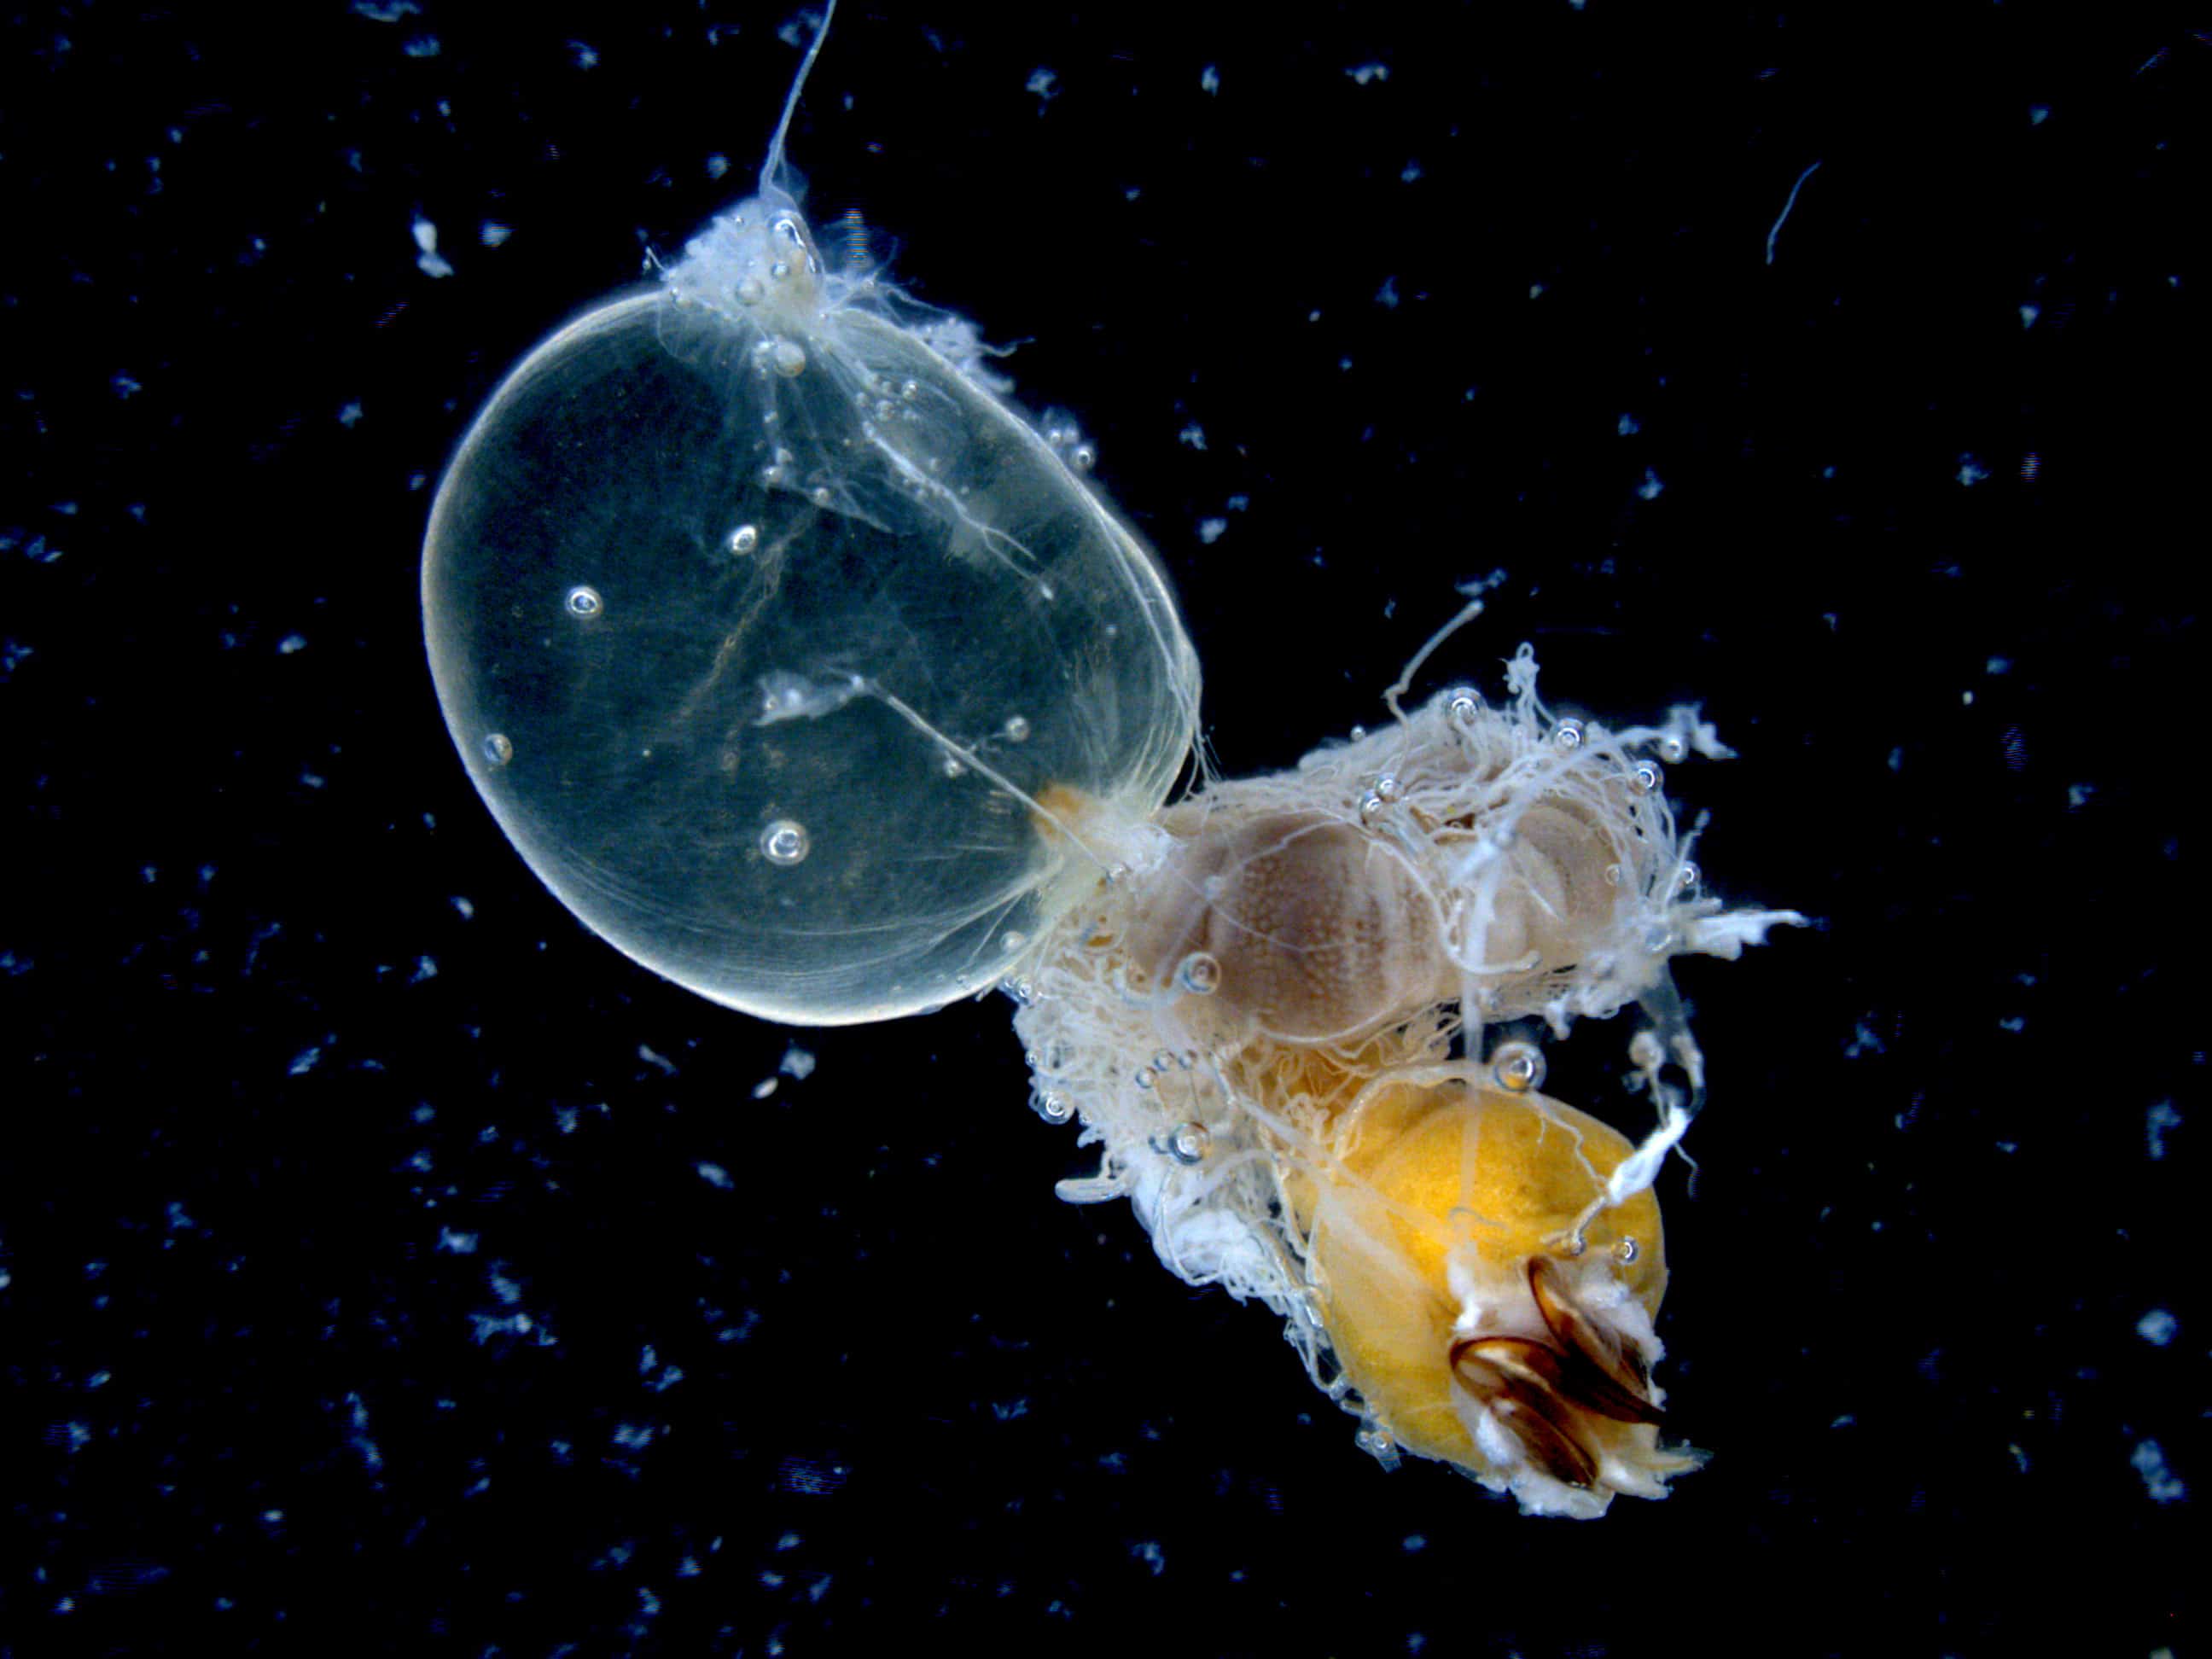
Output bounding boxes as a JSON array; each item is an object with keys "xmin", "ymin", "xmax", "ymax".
[
  {"xmin": 1175, "ymin": 952, "xmax": 1222, "ymax": 995},
  {"xmin": 1489, "ymin": 1039, "xmax": 1546, "ymax": 1094},
  {"xmin": 760, "ymin": 818, "xmax": 811, "ymax": 866},
  {"xmin": 1167, "ymin": 1122, "xmax": 1211, "ymax": 1165}
]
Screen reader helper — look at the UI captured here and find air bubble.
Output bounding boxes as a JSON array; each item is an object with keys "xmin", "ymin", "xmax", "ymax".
[
  {"xmin": 1554, "ymin": 719, "xmax": 1585, "ymax": 751},
  {"xmin": 1373, "ymin": 775, "xmax": 1402, "ymax": 802},
  {"xmin": 1446, "ymin": 687, "xmax": 1478, "ymax": 722},
  {"xmin": 1134, "ymin": 1066, "xmax": 1156, "ymax": 1090},
  {"xmin": 1630, "ymin": 760, "xmax": 1663, "ymax": 795},
  {"xmin": 1002, "ymin": 930, "xmax": 1027, "ymax": 952},
  {"xmin": 810, "ymin": 485, "xmax": 832, "ymax": 507},
  {"xmin": 941, "ymin": 756, "xmax": 968, "ymax": 778},
  {"xmin": 1168, "ymin": 1122, "xmax": 1211, "ymax": 1164},
  {"xmin": 1004, "ymin": 714, "xmax": 1032, "ymax": 742},
  {"xmin": 1615, "ymin": 1237, "xmax": 1640, "ymax": 1265},
  {"xmin": 1175, "ymin": 952, "xmax": 1222, "ymax": 995},
  {"xmin": 1489, "ymin": 1039, "xmax": 1546, "ymax": 1094},
  {"xmin": 1069, "ymin": 443, "xmax": 1097, "ymax": 472},
  {"xmin": 1657, "ymin": 735, "xmax": 1688, "ymax": 764},
  {"xmin": 729, "ymin": 524, "xmax": 760, "ymax": 555},
  {"xmin": 1033, "ymin": 1091, "xmax": 1074, "ymax": 1124},
  {"xmin": 482, "ymin": 732, "xmax": 514, "ymax": 767},
  {"xmin": 1675, "ymin": 862, "xmax": 1701, "ymax": 895},
  {"xmin": 565, "ymin": 585, "xmax": 603, "ymax": 618},
  {"xmin": 760, "ymin": 818, "xmax": 811, "ymax": 865}
]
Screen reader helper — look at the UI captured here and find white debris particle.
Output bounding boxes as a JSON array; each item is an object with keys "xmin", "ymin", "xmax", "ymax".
[
  {"xmin": 277, "ymin": 633, "xmax": 308, "ymax": 655},
  {"xmin": 696, "ymin": 1161, "xmax": 732, "ymax": 1189},
  {"xmin": 1347, "ymin": 62, "xmax": 1389, "ymax": 85},
  {"xmin": 1200, "ymin": 65, "xmax": 1220, "ymax": 95},
  {"xmin": 778, "ymin": 1045, "xmax": 816, "ymax": 1080},
  {"xmin": 411, "ymin": 216, "xmax": 454, "ymax": 278},
  {"xmin": 2136, "ymin": 1307, "xmax": 2176, "ymax": 1346},
  {"xmin": 2132, "ymin": 1440, "xmax": 2185, "ymax": 1504},
  {"xmin": 1197, "ymin": 518, "xmax": 1228, "ymax": 545}
]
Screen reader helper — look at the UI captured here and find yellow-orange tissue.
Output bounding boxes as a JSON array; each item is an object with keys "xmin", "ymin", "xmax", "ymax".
[{"xmin": 1301, "ymin": 1074, "xmax": 1697, "ymax": 1517}]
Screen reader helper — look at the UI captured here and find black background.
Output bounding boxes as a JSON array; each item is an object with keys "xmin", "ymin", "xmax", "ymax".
[{"xmin": 3, "ymin": 2, "xmax": 2201, "ymax": 1653}]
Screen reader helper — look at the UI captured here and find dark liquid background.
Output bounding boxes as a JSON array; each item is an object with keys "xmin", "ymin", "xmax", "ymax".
[{"xmin": 3, "ymin": 3, "xmax": 2199, "ymax": 1653}]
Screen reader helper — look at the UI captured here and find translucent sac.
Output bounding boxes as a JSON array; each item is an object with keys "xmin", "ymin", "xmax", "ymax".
[{"xmin": 422, "ymin": 236, "xmax": 1196, "ymax": 1026}]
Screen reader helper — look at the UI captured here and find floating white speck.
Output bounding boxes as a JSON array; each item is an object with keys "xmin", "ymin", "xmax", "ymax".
[
  {"xmin": 2132, "ymin": 1439, "xmax": 2185, "ymax": 1503},
  {"xmin": 412, "ymin": 216, "xmax": 453, "ymax": 278}
]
